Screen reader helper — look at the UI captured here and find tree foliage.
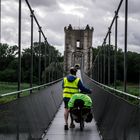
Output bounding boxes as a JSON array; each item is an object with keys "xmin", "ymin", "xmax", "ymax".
[
  {"xmin": 0, "ymin": 43, "xmax": 63, "ymax": 83},
  {"xmin": 1, "ymin": 42, "xmax": 139, "ymax": 84},
  {"xmin": 92, "ymin": 45, "xmax": 140, "ymax": 83}
]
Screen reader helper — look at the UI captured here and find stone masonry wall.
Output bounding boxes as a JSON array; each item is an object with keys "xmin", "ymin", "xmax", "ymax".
[{"xmin": 64, "ymin": 24, "xmax": 94, "ymax": 76}]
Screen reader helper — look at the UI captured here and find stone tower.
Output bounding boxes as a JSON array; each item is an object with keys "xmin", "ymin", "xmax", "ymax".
[{"xmin": 64, "ymin": 24, "xmax": 94, "ymax": 76}]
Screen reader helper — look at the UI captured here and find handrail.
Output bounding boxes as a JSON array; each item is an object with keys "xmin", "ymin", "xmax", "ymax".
[
  {"xmin": 0, "ymin": 78, "xmax": 63, "ymax": 98},
  {"xmin": 84, "ymin": 74, "xmax": 140, "ymax": 100}
]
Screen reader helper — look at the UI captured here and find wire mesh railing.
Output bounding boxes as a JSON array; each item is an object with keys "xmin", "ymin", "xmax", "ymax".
[
  {"xmin": 91, "ymin": 0, "xmax": 140, "ymax": 104},
  {"xmin": 0, "ymin": 0, "xmax": 63, "ymax": 102},
  {"xmin": 82, "ymin": 72, "xmax": 139, "ymax": 140},
  {"xmin": 0, "ymin": 78, "xmax": 63, "ymax": 98}
]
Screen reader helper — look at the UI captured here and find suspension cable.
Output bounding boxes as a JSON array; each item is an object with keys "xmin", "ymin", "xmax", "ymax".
[
  {"xmin": 104, "ymin": 0, "xmax": 124, "ymax": 42},
  {"xmin": 25, "ymin": 0, "xmax": 47, "ymax": 40}
]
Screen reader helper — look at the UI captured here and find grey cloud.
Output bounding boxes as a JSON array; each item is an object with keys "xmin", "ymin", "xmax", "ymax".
[
  {"xmin": 1, "ymin": 1, "xmax": 18, "ymax": 18},
  {"xmin": 128, "ymin": 0, "xmax": 140, "ymax": 14},
  {"xmin": 12, "ymin": 0, "xmax": 57, "ymax": 8},
  {"xmin": 128, "ymin": 32, "xmax": 140, "ymax": 46},
  {"xmin": 1, "ymin": 0, "xmax": 140, "ymax": 53},
  {"xmin": 27, "ymin": 0, "xmax": 58, "ymax": 9},
  {"xmin": 59, "ymin": 0, "xmax": 95, "ymax": 6}
]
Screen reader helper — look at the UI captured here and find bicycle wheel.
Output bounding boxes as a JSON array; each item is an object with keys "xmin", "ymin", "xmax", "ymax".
[
  {"xmin": 80, "ymin": 110, "xmax": 84, "ymax": 131},
  {"xmin": 80, "ymin": 118, "xmax": 84, "ymax": 131}
]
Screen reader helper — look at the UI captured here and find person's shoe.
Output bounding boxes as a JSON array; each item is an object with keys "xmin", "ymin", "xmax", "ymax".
[
  {"xmin": 64, "ymin": 124, "xmax": 69, "ymax": 130},
  {"xmin": 70, "ymin": 123, "xmax": 75, "ymax": 128}
]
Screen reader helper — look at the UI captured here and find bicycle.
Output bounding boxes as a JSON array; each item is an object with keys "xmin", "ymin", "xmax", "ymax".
[{"xmin": 70, "ymin": 99, "xmax": 93, "ymax": 131}]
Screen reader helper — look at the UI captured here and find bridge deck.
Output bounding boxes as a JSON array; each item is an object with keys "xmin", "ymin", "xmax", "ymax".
[{"xmin": 42, "ymin": 103, "xmax": 101, "ymax": 140}]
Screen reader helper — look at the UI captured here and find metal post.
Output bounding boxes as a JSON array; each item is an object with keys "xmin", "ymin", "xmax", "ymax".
[
  {"xmin": 139, "ymin": 72, "xmax": 140, "ymax": 140},
  {"xmin": 56, "ymin": 62, "xmax": 57, "ymax": 80},
  {"xmin": 53, "ymin": 51, "xmax": 56, "ymax": 81},
  {"xmin": 101, "ymin": 47, "xmax": 103, "ymax": 83},
  {"xmin": 108, "ymin": 28, "xmax": 111, "ymax": 85},
  {"xmin": 138, "ymin": 70, "xmax": 140, "ymax": 109},
  {"xmin": 99, "ymin": 52, "xmax": 102, "ymax": 83},
  {"xmin": 18, "ymin": 0, "xmax": 21, "ymax": 98},
  {"xmin": 103, "ymin": 41, "xmax": 106, "ymax": 84},
  {"xmin": 30, "ymin": 10, "xmax": 34, "ymax": 94},
  {"xmin": 44, "ymin": 38, "xmax": 47, "ymax": 83},
  {"xmin": 91, "ymin": 60, "xmax": 93, "ymax": 79},
  {"xmin": 95, "ymin": 62, "xmax": 97, "ymax": 81},
  {"xmin": 124, "ymin": 0, "xmax": 128, "ymax": 92},
  {"xmin": 48, "ymin": 47, "xmax": 51, "ymax": 82},
  {"xmin": 55, "ymin": 56, "xmax": 57, "ymax": 80},
  {"xmin": 114, "ymin": 12, "xmax": 118, "ymax": 89},
  {"xmin": 0, "ymin": 0, "xmax": 1, "ymax": 44},
  {"xmin": 96, "ymin": 62, "xmax": 98, "ymax": 81},
  {"xmin": 92, "ymin": 63, "xmax": 95, "ymax": 80},
  {"xmin": 55, "ymin": 62, "xmax": 56, "ymax": 80},
  {"xmin": 99, "ymin": 53, "xmax": 100, "ymax": 82},
  {"xmin": 98, "ymin": 55, "xmax": 100, "ymax": 82},
  {"xmin": 38, "ymin": 27, "xmax": 41, "ymax": 85},
  {"xmin": 139, "ymin": 72, "xmax": 140, "ymax": 105},
  {"xmin": 51, "ymin": 51, "xmax": 53, "ymax": 82}
]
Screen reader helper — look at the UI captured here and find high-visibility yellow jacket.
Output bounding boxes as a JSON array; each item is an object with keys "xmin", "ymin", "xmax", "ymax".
[
  {"xmin": 63, "ymin": 77, "xmax": 80, "ymax": 98},
  {"xmin": 68, "ymin": 93, "xmax": 92, "ymax": 108}
]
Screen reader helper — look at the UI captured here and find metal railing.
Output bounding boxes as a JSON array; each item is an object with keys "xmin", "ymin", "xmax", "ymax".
[
  {"xmin": 92, "ymin": 0, "xmax": 125, "ymax": 86},
  {"xmin": 91, "ymin": 0, "xmax": 140, "ymax": 98},
  {"xmin": 0, "ymin": 0, "xmax": 1, "ymax": 44},
  {"xmin": 85, "ymin": 74, "xmax": 140, "ymax": 100},
  {"xmin": 0, "ymin": 78, "xmax": 62, "ymax": 98},
  {"xmin": 18, "ymin": 0, "xmax": 49, "ymax": 95},
  {"xmin": 0, "ymin": 0, "xmax": 63, "ymax": 100}
]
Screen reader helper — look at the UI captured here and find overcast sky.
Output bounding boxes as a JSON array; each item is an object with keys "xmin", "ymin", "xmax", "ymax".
[{"xmin": 1, "ymin": 0, "xmax": 140, "ymax": 54}]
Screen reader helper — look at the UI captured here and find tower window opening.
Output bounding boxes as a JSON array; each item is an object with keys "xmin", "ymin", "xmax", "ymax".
[{"xmin": 76, "ymin": 40, "xmax": 80, "ymax": 48}]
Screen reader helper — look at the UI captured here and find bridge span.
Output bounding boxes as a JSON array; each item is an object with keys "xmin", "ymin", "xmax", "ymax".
[
  {"xmin": 42, "ymin": 70, "xmax": 101, "ymax": 140},
  {"xmin": 0, "ymin": 0, "xmax": 140, "ymax": 139},
  {"xmin": 0, "ymin": 71, "xmax": 139, "ymax": 140}
]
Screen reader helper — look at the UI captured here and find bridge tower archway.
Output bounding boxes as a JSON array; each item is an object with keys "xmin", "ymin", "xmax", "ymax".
[
  {"xmin": 64, "ymin": 24, "xmax": 94, "ymax": 76},
  {"xmin": 72, "ymin": 51, "xmax": 84, "ymax": 69}
]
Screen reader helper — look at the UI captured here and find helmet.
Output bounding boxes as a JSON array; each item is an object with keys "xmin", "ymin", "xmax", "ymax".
[
  {"xmin": 70, "ymin": 67, "xmax": 77, "ymax": 75},
  {"xmin": 74, "ymin": 64, "xmax": 80, "ymax": 70}
]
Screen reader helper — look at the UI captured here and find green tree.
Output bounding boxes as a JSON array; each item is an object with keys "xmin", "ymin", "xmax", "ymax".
[
  {"xmin": 21, "ymin": 42, "xmax": 63, "ymax": 83},
  {"xmin": 93, "ymin": 44, "xmax": 140, "ymax": 84},
  {"xmin": 0, "ymin": 43, "xmax": 18, "ymax": 82},
  {"xmin": 0, "ymin": 43, "xmax": 18, "ymax": 70}
]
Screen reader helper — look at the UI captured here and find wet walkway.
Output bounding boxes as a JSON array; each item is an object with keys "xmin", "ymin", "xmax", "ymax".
[{"xmin": 42, "ymin": 103, "xmax": 101, "ymax": 140}]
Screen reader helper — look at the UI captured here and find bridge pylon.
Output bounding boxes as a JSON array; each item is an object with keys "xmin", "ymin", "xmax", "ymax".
[{"xmin": 64, "ymin": 24, "xmax": 94, "ymax": 76}]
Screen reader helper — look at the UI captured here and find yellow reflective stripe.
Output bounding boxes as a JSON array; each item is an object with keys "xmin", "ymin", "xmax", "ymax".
[
  {"xmin": 63, "ymin": 88, "xmax": 79, "ymax": 93},
  {"xmin": 63, "ymin": 88, "xmax": 79, "ymax": 95},
  {"xmin": 63, "ymin": 93, "xmax": 73, "ymax": 98},
  {"xmin": 64, "ymin": 86, "xmax": 78, "ymax": 89},
  {"xmin": 63, "ymin": 92, "xmax": 80, "ymax": 98}
]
